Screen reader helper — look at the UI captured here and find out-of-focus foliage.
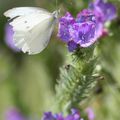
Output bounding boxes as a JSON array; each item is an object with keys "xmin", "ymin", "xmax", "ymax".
[
  {"xmin": 0, "ymin": 0, "xmax": 65, "ymax": 119},
  {"xmin": 0, "ymin": 0, "xmax": 120, "ymax": 120}
]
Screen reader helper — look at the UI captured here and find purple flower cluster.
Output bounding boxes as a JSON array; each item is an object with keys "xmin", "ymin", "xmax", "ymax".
[
  {"xmin": 58, "ymin": 0, "xmax": 117, "ymax": 52},
  {"xmin": 42, "ymin": 109, "xmax": 83, "ymax": 120},
  {"xmin": 58, "ymin": 10, "xmax": 96, "ymax": 52},
  {"xmin": 42, "ymin": 108, "xmax": 95, "ymax": 120}
]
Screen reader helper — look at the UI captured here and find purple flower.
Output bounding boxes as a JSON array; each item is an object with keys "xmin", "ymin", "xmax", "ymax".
[
  {"xmin": 54, "ymin": 113, "xmax": 64, "ymax": 120},
  {"xmin": 5, "ymin": 24, "xmax": 20, "ymax": 52},
  {"xmin": 42, "ymin": 109, "xmax": 83, "ymax": 120},
  {"xmin": 67, "ymin": 41, "xmax": 79, "ymax": 52},
  {"xmin": 90, "ymin": 0, "xmax": 117, "ymax": 22},
  {"xmin": 58, "ymin": 0, "xmax": 117, "ymax": 52},
  {"xmin": 5, "ymin": 108, "xmax": 26, "ymax": 120},
  {"xmin": 76, "ymin": 9, "xmax": 96, "ymax": 23},
  {"xmin": 42, "ymin": 112, "xmax": 55, "ymax": 120},
  {"xmin": 85, "ymin": 107, "xmax": 95, "ymax": 120},
  {"xmin": 89, "ymin": 0, "xmax": 117, "ymax": 38},
  {"xmin": 70, "ymin": 22, "xmax": 96, "ymax": 47},
  {"xmin": 65, "ymin": 109, "xmax": 80, "ymax": 120},
  {"xmin": 58, "ymin": 9, "xmax": 97, "ymax": 51},
  {"xmin": 58, "ymin": 12, "xmax": 75, "ymax": 42}
]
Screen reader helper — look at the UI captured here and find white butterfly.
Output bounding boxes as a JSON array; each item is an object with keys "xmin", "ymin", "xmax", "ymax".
[{"xmin": 4, "ymin": 7, "xmax": 59, "ymax": 55}]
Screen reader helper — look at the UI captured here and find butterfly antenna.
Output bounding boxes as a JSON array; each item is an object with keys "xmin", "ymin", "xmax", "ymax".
[{"xmin": 55, "ymin": 0, "xmax": 58, "ymax": 10}]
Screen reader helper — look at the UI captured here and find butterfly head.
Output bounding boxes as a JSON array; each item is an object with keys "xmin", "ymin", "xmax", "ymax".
[{"xmin": 52, "ymin": 9, "xmax": 60, "ymax": 19}]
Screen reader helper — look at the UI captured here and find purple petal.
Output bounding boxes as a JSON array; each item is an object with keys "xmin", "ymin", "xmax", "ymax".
[
  {"xmin": 54, "ymin": 113, "xmax": 64, "ymax": 120},
  {"xmin": 67, "ymin": 41, "xmax": 79, "ymax": 52},
  {"xmin": 85, "ymin": 108, "xmax": 95, "ymax": 120},
  {"xmin": 95, "ymin": 0, "xmax": 105, "ymax": 7},
  {"xmin": 71, "ymin": 109, "xmax": 80, "ymax": 120},
  {"xmin": 95, "ymin": 22, "xmax": 103, "ymax": 39},
  {"xmin": 76, "ymin": 9, "xmax": 96, "ymax": 23},
  {"xmin": 90, "ymin": 0, "xmax": 117, "ymax": 22},
  {"xmin": 103, "ymin": 3, "xmax": 117, "ymax": 21},
  {"xmin": 65, "ymin": 113, "xmax": 80, "ymax": 120},
  {"xmin": 96, "ymin": 0, "xmax": 117, "ymax": 21},
  {"xmin": 59, "ymin": 12, "xmax": 75, "ymax": 24},
  {"xmin": 65, "ymin": 115, "xmax": 74, "ymax": 120},
  {"xmin": 58, "ymin": 12, "xmax": 75, "ymax": 42},
  {"xmin": 42, "ymin": 112, "xmax": 55, "ymax": 120},
  {"xmin": 70, "ymin": 22, "xmax": 97, "ymax": 47}
]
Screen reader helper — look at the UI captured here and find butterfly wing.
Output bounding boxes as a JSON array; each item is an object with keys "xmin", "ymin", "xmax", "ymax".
[
  {"xmin": 4, "ymin": 7, "xmax": 49, "ymax": 19},
  {"xmin": 4, "ymin": 7, "xmax": 58, "ymax": 55},
  {"xmin": 23, "ymin": 16, "xmax": 56, "ymax": 54},
  {"xmin": 6, "ymin": 10, "xmax": 57, "ymax": 54}
]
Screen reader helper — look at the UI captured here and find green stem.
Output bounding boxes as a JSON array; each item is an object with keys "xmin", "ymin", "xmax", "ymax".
[{"xmin": 55, "ymin": 45, "xmax": 100, "ymax": 113}]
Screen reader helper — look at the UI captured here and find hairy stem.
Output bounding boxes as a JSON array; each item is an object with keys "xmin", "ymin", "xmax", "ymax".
[{"xmin": 55, "ymin": 45, "xmax": 100, "ymax": 113}]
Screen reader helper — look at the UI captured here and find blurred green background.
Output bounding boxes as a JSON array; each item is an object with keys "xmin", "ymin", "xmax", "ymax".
[{"xmin": 0, "ymin": 0, "xmax": 120, "ymax": 120}]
